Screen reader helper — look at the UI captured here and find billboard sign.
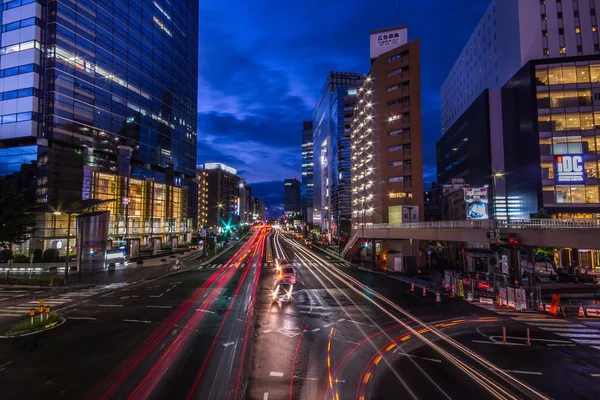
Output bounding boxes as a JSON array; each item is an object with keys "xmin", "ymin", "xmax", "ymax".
[
  {"xmin": 464, "ymin": 187, "xmax": 489, "ymax": 220},
  {"xmin": 555, "ymin": 155, "xmax": 584, "ymax": 183},
  {"xmin": 369, "ymin": 27, "xmax": 408, "ymax": 60}
]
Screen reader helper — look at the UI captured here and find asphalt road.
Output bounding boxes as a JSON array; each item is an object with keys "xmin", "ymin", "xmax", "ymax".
[
  {"xmin": 0, "ymin": 227, "xmax": 268, "ymax": 400},
  {"xmin": 245, "ymin": 228, "xmax": 600, "ymax": 400}
]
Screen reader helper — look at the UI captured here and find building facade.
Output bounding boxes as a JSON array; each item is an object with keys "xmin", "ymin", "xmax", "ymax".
[
  {"xmin": 284, "ymin": 178, "xmax": 301, "ymax": 215},
  {"xmin": 312, "ymin": 71, "xmax": 364, "ymax": 240},
  {"xmin": 0, "ymin": 0, "xmax": 199, "ymax": 256},
  {"xmin": 197, "ymin": 167, "xmax": 208, "ymax": 228},
  {"xmin": 351, "ymin": 27, "xmax": 424, "ymax": 228},
  {"xmin": 441, "ymin": 0, "xmax": 600, "ymax": 133},
  {"xmin": 301, "ymin": 121, "xmax": 313, "ymax": 222},
  {"xmin": 205, "ymin": 163, "xmax": 239, "ymax": 228}
]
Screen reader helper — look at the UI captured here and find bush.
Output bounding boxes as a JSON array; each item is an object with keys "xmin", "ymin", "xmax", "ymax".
[
  {"xmin": 12, "ymin": 254, "xmax": 29, "ymax": 263},
  {"xmin": 42, "ymin": 248, "xmax": 59, "ymax": 262},
  {"xmin": 0, "ymin": 249, "xmax": 13, "ymax": 262},
  {"xmin": 161, "ymin": 244, "xmax": 172, "ymax": 250},
  {"xmin": 33, "ymin": 248, "xmax": 43, "ymax": 263},
  {"xmin": 9, "ymin": 312, "xmax": 62, "ymax": 335}
]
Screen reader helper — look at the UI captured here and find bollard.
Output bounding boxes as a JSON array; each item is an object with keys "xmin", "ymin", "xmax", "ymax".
[
  {"xmin": 29, "ymin": 308, "xmax": 35, "ymax": 325},
  {"xmin": 467, "ymin": 291, "xmax": 473, "ymax": 303},
  {"xmin": 436, "ymin": 291, "xmax": 441, "ymax": 303},
  {"xmin": 498, "ymin": 295, "xmax": 504, "ymax": 307},
  {"xmin": 502, "ymin": 326, "xmax": 507, "ymax": 344},
  {"xmin": 410, "ymin": 281, "xmax": 415, "ymax": 292},
  {"xmin": 422, "ymin": 286, "xmax": 427, "ymax": 297},
  {"xmin": 39, "ymin": 306, "xmax": 44, "ymax": 322},
  {"xmin": 526, "ymin": 328, "xmax": 531, "ymax": 346}
]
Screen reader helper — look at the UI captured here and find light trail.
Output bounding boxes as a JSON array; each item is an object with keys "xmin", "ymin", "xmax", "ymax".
[{"xmin": 282, "ymin": 235, "xmax": 549, "ymax": 400}]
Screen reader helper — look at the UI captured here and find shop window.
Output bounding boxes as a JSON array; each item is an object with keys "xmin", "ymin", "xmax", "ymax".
[
  {"xmin": 552, "ymin": 136, "xmax": 582, "ymax": 153},
  {"xmin": 585, "ymin": 161, "xmax": 598, "ymax": 178},
  {"xmin": 581, "ymin": 112, "xmax": 594, "ymax": 129},
  {"xmin": 571, "ymin": 185, "xmax": 586, "ymax": 203},
  {"xmin": 562, "ymin": 66, "xmax": 576, "ymax": 82},
  {"xmin": 549, "ymin": 90, "xmax": 591, "ymax": 108},
  {"xmin": 582, "ymin": 136, "xmax": 596, "ymax": 153},
  {"xmin": 591, "ymin": 65, "xmax": 600, "ymax": 82},
  {"xmin": 555, "ymin": 185, "xmax": 571, "ymax": 203},
  {"xmin": 551, "ymin": 114, "xmax": 567, "ymax": 130},
  {"xmin": 587, "ymin": 186, "xmax": 600, "ymax": 203},
  {"xmin": 536, "ymin": 68, "xmax": 549, "ymax": 85},
  {"xmin": 548, "ymin": 66, "xmax": 563, "ymax": 84},
  {"xmin": 577, "ymin": 65, "xmax": 590, "ymax": 82}
]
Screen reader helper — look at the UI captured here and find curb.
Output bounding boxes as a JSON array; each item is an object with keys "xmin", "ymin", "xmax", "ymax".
[{"xmin": 0, "ymin": 317, "xmax": 66, "ymax": 339}]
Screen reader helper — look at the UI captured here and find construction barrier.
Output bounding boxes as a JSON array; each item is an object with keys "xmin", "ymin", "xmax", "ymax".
[{"xmin": 586, "ymin": 307, "xmax": 600, "ymax": 318}]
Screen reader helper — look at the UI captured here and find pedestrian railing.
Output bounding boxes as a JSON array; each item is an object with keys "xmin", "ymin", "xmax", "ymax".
[{"xmin": 354, "ymin": 218, "xmax": 600, "ymax": 231}]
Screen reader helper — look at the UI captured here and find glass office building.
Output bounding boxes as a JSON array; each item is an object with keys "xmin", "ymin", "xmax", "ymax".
[{"xmin": 0, "ymin": 0, "xmax": 198, "ymax": 255}]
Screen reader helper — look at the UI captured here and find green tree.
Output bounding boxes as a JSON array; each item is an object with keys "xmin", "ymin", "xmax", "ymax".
[
  {"xmin": 0, "ymin": 180, "xmax": 35, "ymax": 249},
  {"xmin": 530, "ymin": 208, "xmax": 551, "ymax": 219},
  {"xmin": 534, "ymin": 247, "xmax": 557, "ymax": 257}
]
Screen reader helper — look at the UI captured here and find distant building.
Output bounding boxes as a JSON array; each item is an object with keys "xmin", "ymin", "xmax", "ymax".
[
  {"xmin": 197, "ymin": 167, "xmax": 209, "ymax": 228},
  {"xmin": 313, "ymin": 71, "xmax": 364, "ymax": 239},
  {"xmin": 424, "ymin": 182, "xmax": 440, "ymax": 221},
  {"xmin": 284, "ymin": 178, "xmax": 301, "ymax": 215},
  {"xmin": 205, "ymin": 163, "xmax": 240, "ymax": 227},
  {"xmin": 301, "ymin": 121, "xmax": 314, "ymax": 222},
  {"xmin": 239, "ymin": 178, "xmax": 249, "ymax": 223}
]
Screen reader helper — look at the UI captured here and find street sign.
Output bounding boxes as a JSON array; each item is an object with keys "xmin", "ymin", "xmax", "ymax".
[
  {"xmin": 39, "ymin": 299, "xmax": 45, "ymax": 307},
  {"xmin": 29, "ymin": 308, "xmax": 35, "ymax": 317},
  {"xmin": 427, "ymin": 248, "xmax": 432, "ymax": 256},
  {"xmin": 549, "ymin": 293, "xmax": 561, "ymax": 315}
]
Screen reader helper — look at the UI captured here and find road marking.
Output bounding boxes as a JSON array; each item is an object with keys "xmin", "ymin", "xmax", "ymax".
[
  {"xmin": 540, "ymin": 327, "xmax": 600, "ymax": 333},
  {"xmin": 554, "ymin": 333, "xmax": 600, "ymax": 339},
  {"xmin": 223, "ymin": 341, "xmax": 235, "ymax": 347},
  {"xmin": 349, "ymin": 320, "xmax": 371, "ymax": 326},
  {"xmin": 323, "ymin": 323, "xmax": 334, "ymax": 328},
  {"xmin": 312, "ymin": 328, "xmax": 321, "ymax": 332},
  {"xmin": 547, "ymin": 343, "xmax": 576, "ymax": 347},
  {"xmin": 147, "ymin": 285, "xmax": 160, "ymax": 288},
  {"xmin": 503, "ymin": 369, "xmax": 543, "ymax": 376},
  {"xmin": 101, "ymin": 292, "xmax": 115, "ymax": 297},
  {"xmin": 472, "ymin": 340, "xmax": 524, "ymax": 346},
  {"xmin": 337, "ymin": 318, "xmax": 345, "ymax": 323},
  {"xmin": 99, "ymin": 304, "xmax": 124, "ymax": 307},
  {"xmin": 0, "ymin": 361, "xmax": 13, "ymax": 369},
  {"xmin": 263, "ymin": 329, "xmax": 272, "ymax": 333},
  {"xmin": 263, "ymin": 393, "xmax": 269, "ymax": 400},
  {"xmin": 120, "ymin": 296, "xmax": 130, "ymax": 299},
  {"xmin": 269, "ymin": 371, "xmax": 284, "ymax": 377},
  {"xmin": 68, "ymin": 317, "xmax": 97, "ymax": 320},
  {"xmin": 526, "ymin": 323, "xmax": 586, "ymax": 328},
  {"xmin": 293, "ymin": 376, "xmax": 319, "ymax": 381},
  {"xmin": 591, "ymin": 373, "xmax": 600, "ymax": 377},
  {"xmin": 123, "ymin": 319, "xmax": 151, "ymax": 324},
  {"xmin": 150, "ymin": 293, "xmax": 164, "ymax": 298},
  {"xmin": 572, "ymin": 339, "xmax": 600, "ymax": 345},
  {"xmin": 196, "ymin": 309, "xmax": 215, "ymax": 313},
  {"xmin": 166, "ymin": 288, "xmax": 172, "ymax": 292},
  {"xmin": 512, "ymin": 318, "xmax": 568, "ymax": 323},
  {"xmin": 146, "ymin": 305, "xmax": 172, "ymax": 309}
]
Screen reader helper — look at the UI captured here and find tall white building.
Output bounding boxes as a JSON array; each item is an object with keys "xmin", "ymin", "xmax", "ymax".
[{"xmin": 442, "ymin": 0, "xmax": 600, "ymax": 132}]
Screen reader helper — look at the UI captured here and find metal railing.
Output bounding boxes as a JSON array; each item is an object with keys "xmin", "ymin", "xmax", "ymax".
[{"xmin": 355, "ymin": 218, "xmax": 600, "ymax": 230}]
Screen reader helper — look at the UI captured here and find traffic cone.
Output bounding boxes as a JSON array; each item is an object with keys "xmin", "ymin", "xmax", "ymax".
[
  {"xmin": 498, "ymin": 295, "xmax": 504, "ymax": 307},
  {"xmin": 538, "ymin": 301, "xmax": 544, "ymax": 312},
  {"xmin": 467, "ymin": 291, "xmax": 473, "ymax": 303},
  {"xmin": 422, "ymin": 286, "xmax": 427, "ymax": 297},
  {"xmin": 410, "ymin": 281, "xmax": 415, "ymax": 292},
  {"xmin": 436, "ymin": 291, "xmax": 441, "ymax": 303},
  {"xmin": 579, "ymin": 303, "xmax": 585, "ymax": 317},
  {"xmin": 451, "ymin": 285, "xmax": 456, "ymax": 297}
]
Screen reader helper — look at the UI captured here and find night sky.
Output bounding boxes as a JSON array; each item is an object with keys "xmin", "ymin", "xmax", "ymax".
[{"xmin": 197, "ymin": 0, "xmax": 489, "ymax": 216}]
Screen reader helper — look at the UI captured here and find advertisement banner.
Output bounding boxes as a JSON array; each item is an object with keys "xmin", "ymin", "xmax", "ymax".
[
  {"xmin": 498, "ymin": 286, "xmax": 507, "ymax": 304},
  {"xmin": 444, "ymin": 271, "xmax": 452, "ymax": 291},
  {"xmin": 507, "ymin": 287, "xmax": 516, "ymax": 308},
  {"xmin": 549, "ymin": 293, "xmax": 561, "ymax": 315},
  {"xmin": 464, "ymin": 187, "xmax": 489, "ymax": 220},
  {"xmin": 515, "ymin": 288, "xmax": 527, "ymax": 310},
  {"xmin": 458, "ymin": 280, "xmax": 465, "ymax": 297},
  {"xmin": 555, "ymin": 155, "xmax": 585, "ymax": 183}
]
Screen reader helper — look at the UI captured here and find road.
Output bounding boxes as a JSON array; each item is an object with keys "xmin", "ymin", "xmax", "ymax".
[
  {"xmin": 245, "ymin": 228, "xmax": 600, "ymax": 400},
  {"xmin": 2, "ymin": 225, "xmax": 600, "ymax": 399},
  {"xmin": 0, "ymin": 226, "xmax": 268, "ymax": 400}
]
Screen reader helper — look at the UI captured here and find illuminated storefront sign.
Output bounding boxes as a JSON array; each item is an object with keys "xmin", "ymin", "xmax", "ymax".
[
  {"xmin": 555, "ymin": 155, "xmax": 585, "ymax": 183},
  {"xmin": 464, "ymin": 187, "xmax": 489, "ymax": 220},
  {"xmin": 204, "ymin": 163, "xmax": 237, "ymax": 175},
  {"xmin": 348, "ymin": 88, "xmax": 357, "ymax": 96}
]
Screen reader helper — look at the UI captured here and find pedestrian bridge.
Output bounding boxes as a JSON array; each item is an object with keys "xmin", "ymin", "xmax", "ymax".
[{"xmin": 342, "ymin": 219, "xmax": 600, "ymax": 259}]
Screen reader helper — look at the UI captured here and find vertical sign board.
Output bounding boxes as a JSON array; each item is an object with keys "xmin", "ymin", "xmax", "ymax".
[
  {"xmin": 498, "ymin": 286, "xmax": 507, "ymax": 303},
  {"xmin": 506, "ymin": 287, "xmax": 516, "ymax": 308},
  {"xmin": 515, "ymin": 288, "xmax": 527, "ymax": 310},
  {"xmin": 457, "ymin": 280, "xmax": 465, "ymax": 297},
  {"xmin": 501, "ymin": 255, "xmax": 509, "ymax": 275},
  {"xmin": 549, "ymin": 293, "xmax": 561, "ymax": 315},
  {"xmin": 444, "ymin": 270, "xmax": 452, "ymax": 291},
  {"xmin": 464, "ymin": 187, "xmax": 489, "ymax": 220}
]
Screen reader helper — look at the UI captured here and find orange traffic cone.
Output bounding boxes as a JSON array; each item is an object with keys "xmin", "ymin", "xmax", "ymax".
[
  {"xmin": 498, "ymin": 295, "xmax": 504, "ymax": 307},
  {"xmin": 579, "ymin": 303, "xmax": 585, "ymax": 317},
  {"xmin": 410, "ymin": 281, "xmax": 415, "ymax": 292},
  {"xmin": 436, "ymin": 291, "xmax": 441, "ymax": 303},
  {"xmin": 422, "ymin": 286, "xmax": 427, "ymax": 297}
]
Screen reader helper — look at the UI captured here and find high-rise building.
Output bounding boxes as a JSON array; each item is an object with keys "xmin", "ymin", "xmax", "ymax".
[
  {"xmin": 205, "ymin": 163, "xmax": 240, "ymax": 228},
  {"xmin": 301, "ymin": 121, "xmax": 314, "ymax": 222},
  {"xmin": 284, "ymin": 178, "xmax": 301, "ymax": 215},
  {"xmin": 238, "ymin": 178, "xmax": 249, "ymax": 223},
  {"xmin": 313, "ymin": 71, "xmax": 364, "ymax": 240},
  {"xmin": 351, "ymin": 26, "xmax": 424, "ymax": 228},
  {"xmin": 0, "ymin": 0, "xmax": 198, "ymax": 256},
  {"xmin": 197, "ymin": 167, "xmax": 208, "ymax": 228}
]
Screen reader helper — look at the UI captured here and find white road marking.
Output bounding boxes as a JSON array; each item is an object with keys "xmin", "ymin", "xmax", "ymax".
[
  {"xmin": 146, "ymin": 305, "xmax": 172, "ymax": 309},
  {"xmin": 263, "ymin": 329, "xmax": 273, "ymax": 333},
  {"xmin": 293, "ymin": 376, "xmax": 319, "ymax": 381},
  {"xmin": 591, "ymin": 373, "xmax": 600, "ymax": 377},
  {"xmin": 511, "ymin": 318, "xmax": 568, "ymax": 323},
  {"xmin": 223, "ymin": 341, "xmax": 235, "ymax": 347},
  {"xmin": 554, "ymin": 333, "xmax": 600, "ymax": 339},
  {"xmin": 526, "ymin": 323, "xmax": 586, "ymax": 328},
  {"xmin": 572, "ymin": 339, "xmax": 600, "ymax": 345},
  {"xmin": 472, "ymin": 340, "xmax": 524, "ymax": 346},
  {"xmin": 0, "ymin": 361, "xmax": 13, "ymax": 369},
  {"xmin": 323, "ymin": 323, "xmax": 334, "ymax": 328},
  {"xmin": 147, "ymin": 285, "xmax": 160, "ymax": 288},
  {"xmin": 503, "ymin": 370, "xmax": 543, "ymax": 376},
  {"xmin": 150, "ymin": 293, "xmax": 164, "ymax": 298},
  {"xmin": 540, "ymin": 327, "xmax": 600, "ymax": 333},
  {"xmin": 68, "ymin": 317, "xmax": 97, "ymax": 320},
  {"xmin": 269, "ymin": 371, "xmax": 284, "ymax": 377},
  {"xmin": 101, "ymin": 292, "xmax": 115, "ymax": 297},
  {"xmin": 166, "ymin": 288, "xmax": 172, "ymax": 292},
  {"xmin": 547, "ymin": 343, "xmax": 576, "ymax": 347},
  {"xmin": 263, "ymin": 393, "xmax": 269, "ymax": 400},
  {"xmin": 196, "ymin": 309, "xmax": 215, "ymax": 313},
  {"xmin": 311, "ymin": 328, "xmax": 321, "ymax": 332},
  {"xmin": 337, "ymin": 318, "xmax": 345, "ymax": 323},
  {"xmin": 99, "ymin": 304, "xmax": 124, "ymax": 307},
  {"xmin": 123, "ymin": 319, "xmax": 151, "ymax": 324}
]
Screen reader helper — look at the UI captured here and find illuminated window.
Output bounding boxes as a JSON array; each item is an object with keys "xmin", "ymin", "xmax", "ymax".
[
  {"xmin": 586, "ymin": 186, "xmax": 600, "ymax": 203},
  {"xmin": 576, "ymin": 27, "xmax": 581, "ymax": 33},
  {"xmin": 389, "ymin": 176, "xmax": 404, "ymax": 183}
]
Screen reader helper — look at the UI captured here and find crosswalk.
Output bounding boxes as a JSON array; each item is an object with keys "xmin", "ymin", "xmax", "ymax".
[
  {"xmin": 197, "ymin": 260, "xmax": 349, "ymax": 270},
  {"xmin": 472, "ymin": 302, "xmax": 540, "ymax": 317},
  {"xmin": 512, "ymin": 318, "xmax": 600, "ymax": 351},
  {"xmin": 0, "ymin": 285, "xmax": 124, "ymax": 318}
]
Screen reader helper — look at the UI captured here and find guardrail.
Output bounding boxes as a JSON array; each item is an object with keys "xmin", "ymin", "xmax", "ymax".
[{"xmin": 355, "ymin": 218, "xmax": 600, "ymax": 230}]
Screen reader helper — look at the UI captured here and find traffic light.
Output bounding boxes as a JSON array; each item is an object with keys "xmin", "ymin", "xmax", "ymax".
[{"xmin": 499, "ymin": 234, "xmax": 521, "ymax": 249}]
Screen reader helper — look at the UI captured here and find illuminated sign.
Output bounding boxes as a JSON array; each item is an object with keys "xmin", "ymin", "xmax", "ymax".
[
  {"xmin": 555, "ymin": 155, "xmax": 584, "ymax": 183},
  {"xmin": 204, "ymin": 163, "xmax": 237, "ymax": 175},
  {"xmin": 464, "ymin": 187, "xmax": 489, "ymax": 220},
  {"xmin": 348, "ymin": 88, "xmax": 357, "ymax": 96}
]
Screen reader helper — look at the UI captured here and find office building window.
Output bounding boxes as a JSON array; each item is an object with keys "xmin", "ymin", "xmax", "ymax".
[{"xmin": 389, "ymin": 176, "xmax": 404, "ymax": 183}]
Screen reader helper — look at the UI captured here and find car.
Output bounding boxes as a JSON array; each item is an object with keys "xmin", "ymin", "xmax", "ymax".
[
  {"xmin": 272, "ymin": 280, "xmax": 293, "ymax": 303},
  {"xmin": 275, "ymin": 258, "xmax": 289, "ymax": 273},
  {"xmin": 280, "ymin": 265, "xmax": 296, "ymax": 284},
  {"xmin": 304, "ymin": 239, "xmax": 312, "ymax": 247}
]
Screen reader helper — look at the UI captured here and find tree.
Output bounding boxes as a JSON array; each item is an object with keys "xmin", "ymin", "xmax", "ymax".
[
  {"xmin": 531, "ymin": 208, "xmax": 551, "ymax": 219},
  {"xmin": 0, "ymin": 180, "xmax": 35, "ymax": 249}
]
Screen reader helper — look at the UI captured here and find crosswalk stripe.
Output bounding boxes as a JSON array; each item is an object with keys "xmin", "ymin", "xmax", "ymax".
[
  {"xmin": 215, "ymin": 264, "xmax": 222, "ymax": 269},
  {"xmin": 526, "ymin": 323, "xmax": 586, "ymax": 328},
  {"xmin": 555, "ymin": 333, "xmax": 600, "ymax": 339},
  {"xmin": 572, "ymin": 339, "xmax": 600, "ymax": 345},
  {"xmin": 512, "ymin": 318, "xmax": 568, "ymax": 323},
  {"xmin": 540, "ymin": 327, "xmax": 600, "ymax": 333},
  {"xmin": 593, "ymin": 346, "xmax": 600, "ymax": 351}
]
